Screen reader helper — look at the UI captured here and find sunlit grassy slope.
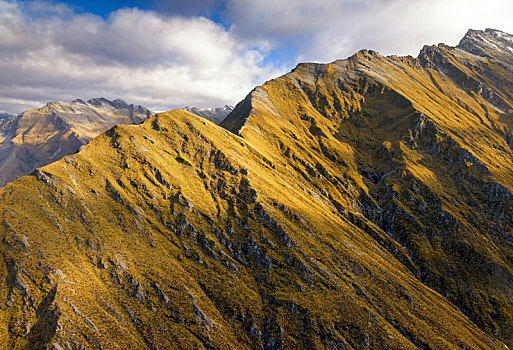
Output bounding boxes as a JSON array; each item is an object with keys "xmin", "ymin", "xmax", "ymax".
[{"xmin": 2, "ymin": 29, "xmax": 513, "ymax": 349}]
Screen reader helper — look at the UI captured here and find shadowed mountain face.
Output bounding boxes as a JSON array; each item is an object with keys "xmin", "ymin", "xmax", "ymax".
[
  {"xmin": 182, "ymin": 105, "xmax": 234, "ymax": 124},
  {"xmin": 0, "ymin": 98, "xmax": 152, "ymax": 187},
  {"xmin": 1, "ymin": 29, "xmax": 513, "ymax": 349}
]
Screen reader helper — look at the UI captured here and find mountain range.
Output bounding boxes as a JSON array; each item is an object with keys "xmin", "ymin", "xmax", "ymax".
[
  {"xmin": 182, "ymin": 105, "xmax": 234, "ymax": 125},
  {"xmin": 2, "ymin": 28, "xmax": 513, "ymax": 349},
  {"xmin": 0, "ymin": 113, "xmax": 14, "ymax": 120},
  {"xmin": 0, "ymin": 101, "xmax": 234, "ymax": 188},
  {"xmin": 0, "ymin": 98, "xmax": 152, "ymax": 187}
]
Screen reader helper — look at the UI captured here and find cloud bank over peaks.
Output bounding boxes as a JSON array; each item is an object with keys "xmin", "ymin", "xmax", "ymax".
[
  {"xmin": 2, "ymin": 0, "xmax": 513, "ymax": 114},
  {"xmin": 224, "ymin": 0, "xmax": 513, "ymax": 63},
  {"xmin": 0, "ymin": 0, "xmax": 280, "ymax": 114}
]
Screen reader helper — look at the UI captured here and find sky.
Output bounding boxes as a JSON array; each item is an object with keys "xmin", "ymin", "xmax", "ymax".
[{"xmin": 1, "ymin": 0, "xmax": 513, "ymax": 114}]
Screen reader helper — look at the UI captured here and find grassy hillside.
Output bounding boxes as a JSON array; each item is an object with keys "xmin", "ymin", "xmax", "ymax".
[{"xmin": 2, "ymin": 29, "xmax": 513, "ymax": 348}]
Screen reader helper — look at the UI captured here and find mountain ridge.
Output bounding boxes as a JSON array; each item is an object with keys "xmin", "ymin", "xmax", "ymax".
[
  {"xmin": 1, "ymin": 110, "xmax": 503, "ymax": 349},
  {"xmin": 221, "ymin": 27, "xmax": 513, "ymax": 344},
  {"xmin": 2, "ymin": 28, "xmax": 513, "ymax": 349}
]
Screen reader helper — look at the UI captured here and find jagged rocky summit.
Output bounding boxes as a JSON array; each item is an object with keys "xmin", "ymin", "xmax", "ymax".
[
  {"xmin": 0, "ymin": 98, "xmax": 152, "ymax": 187},
  {"xmin": 2, "ymin": 29, "xmax": 513, "ymax": 349},
  {"xmin": 182, "ymin": 105, "xmax": 234, "ymax": 125}
]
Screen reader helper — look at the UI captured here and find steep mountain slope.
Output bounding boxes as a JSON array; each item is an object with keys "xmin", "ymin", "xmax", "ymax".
[
  {"xmin": 0, "ymin": 111, "xmax": 503, "ymax": 350},
  {"xmin": 1, "ymin": 29, "xmax": 513, "ymax": 349},
  {"xmin": 0, "ymin": 98, "xmax": 152, "ymax": 187},
  {"xmin": 0, "ymin": 113, "xmax": 14, "ymax": 120},
  {"xmin": 182, "ymin": 105, "xmax": 234, "ymax": 124},
  {"xmin": 222, "ymin": 28, "xmax": 513, "ymax": 345}
]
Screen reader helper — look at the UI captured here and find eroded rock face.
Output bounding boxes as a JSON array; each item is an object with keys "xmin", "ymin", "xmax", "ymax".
[
  {"xmin": 2, "ymin": 29, "xmax": 513, "ymax": 349},
  {"xmin": 0, "ymin": 98, "xmax": 152, "ymax": 187}
]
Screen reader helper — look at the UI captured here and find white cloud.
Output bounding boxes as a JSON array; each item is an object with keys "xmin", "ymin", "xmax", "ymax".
[
  {"xmin": 2, "ymin": 0, "xmax": 513, "ymax": 114},
  {"xmin": 0, "ymin": 1, "xmax": 278, "ymax": 114},
  {"xmin": 225, "ymin": 0, "xmax": 513, "ymax": 62}
]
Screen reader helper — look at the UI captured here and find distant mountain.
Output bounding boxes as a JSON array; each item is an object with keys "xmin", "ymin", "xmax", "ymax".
[
  {"xmin": 0, "ymin": 98, "xmax": 152, "ymax": 187},
  {"xmin": 182, "ymin": 105, "xmax": 233, "ymax": 124},
  {"xmin": 0, "ymin": 113, "xmax": 14, "ymax": 119},
  {"xmin": 4, "ymin": 29, "xmax": 513, "ymax": 349}
]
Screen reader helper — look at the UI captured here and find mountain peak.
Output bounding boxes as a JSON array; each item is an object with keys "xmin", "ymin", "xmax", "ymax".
[
  {"xmin": 86, "ymin": 97, "xmax": 122, "ymax": 107},
  {"xmin": 111, "ymin": 98, "xmax": 130, "ymax": 108},
  {"xmin": 462, "ymin": 28, "xmax": 511, "ymax": 40},
  {"xmin": 181, "ymin": 105, "xmax": 234, "ymax": 124},
  {"xmin": 38, "ymin": 98, "xmax": 141, "ymax": 114},
  {"xmin": 44, "ymin": 100, "xmax": 67, "ymax": 108},
  {"xmin": 457, "ymin": 28, "xmax": 513, "ymax": 58}
]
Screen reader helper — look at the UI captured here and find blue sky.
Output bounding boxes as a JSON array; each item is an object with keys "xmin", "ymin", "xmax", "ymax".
[
  {"xmin": 1, "ymin": 0, "xmax": 513, "ymax": 114},
  {"xmin": 46, "ymin": 0, "xmax": 152, "ymax": 15}
]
